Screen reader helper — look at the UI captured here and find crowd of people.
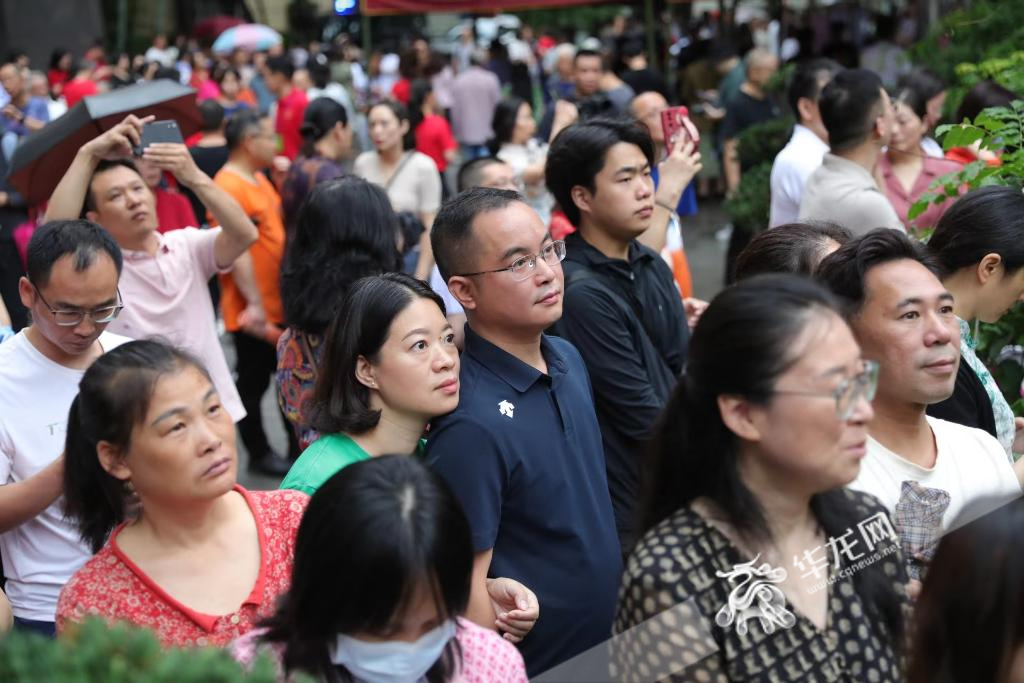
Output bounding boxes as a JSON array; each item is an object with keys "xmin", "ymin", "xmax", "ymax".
[{"xmin": 0, "ymin": 6, "xmax": 1024, "ymax": 683}]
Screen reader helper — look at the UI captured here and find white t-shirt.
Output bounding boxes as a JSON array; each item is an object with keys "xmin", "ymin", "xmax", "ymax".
[
  {"xmin": 769, "ymin": 124, "xmax": 829, "ymax": 228},
  {"xmin": 851, "ymin": 416, "xmax": 1021, "ymax": 531},
  {"xmin": 0, "ymin": 330, "xmax": 132, "ymax": 621}
]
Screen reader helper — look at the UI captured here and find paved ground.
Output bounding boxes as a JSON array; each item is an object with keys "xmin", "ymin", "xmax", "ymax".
[{"xmin": 236, "ymin": 199, "xmax": 730, "ymax": 491}]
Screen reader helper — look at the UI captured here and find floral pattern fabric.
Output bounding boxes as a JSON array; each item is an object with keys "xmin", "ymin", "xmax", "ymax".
[
  {"xmin": 276, "ymin": 328, "xmax": 323, "ymax": 452},
  {"xmin": 960, "ymin": 318, "xmax": 1016, "ymax": 460}
]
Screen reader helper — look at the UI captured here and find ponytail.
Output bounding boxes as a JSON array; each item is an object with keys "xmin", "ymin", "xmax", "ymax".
[
  {"xmin": 62, "ymin": 394, "xmax": 127, "ymax": 553},
  {"xmin": 299, "ymin": 98, "xmax": 348, "ymax": 160}
]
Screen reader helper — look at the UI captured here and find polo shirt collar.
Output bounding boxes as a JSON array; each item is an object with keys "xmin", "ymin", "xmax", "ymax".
[
  {"xmin": 565, "ymin": 232, "xmax": 651, "ymax": 270},
  {"xmin": 822, "ymin": 153, "xmax": 877, "ymax": 189},
  {"xmin": 464, "ymin": 325, "xmax": 567, "ymax": 393},
  {"xmin": 792, "ymin": 123, "xmax": 829, "ymax": 152},
  {"xmin": 120, "ymin": 231, "xmax": 170, "ymax": 261}
]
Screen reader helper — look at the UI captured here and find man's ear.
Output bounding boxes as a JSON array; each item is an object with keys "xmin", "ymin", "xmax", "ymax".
[
  {"xmin": 796, "ymin": 97, "xmax": 816, "ymax": 124},
  {"xmin": 97, "ymin": 441, "xmax": 132, "ymax": 482},
  {"xmin": 569, "ymin": 184, "xmax": 592, "ymax": 218},
  {"xmin": 447, "ymin": 276, "xmax": 477, "ymax": 311},
  {"xmin": 17, "ymin": 276, "xmax": 35, "ymax": 309},
  {"xmin": 717, "ymin": 395, "xmax": 765, "ymax": 442}
]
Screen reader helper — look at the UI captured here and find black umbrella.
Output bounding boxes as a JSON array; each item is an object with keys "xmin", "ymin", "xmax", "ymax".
[{"xmin": 7, "ymin": 79, "xmax": 202, "ymax": 206}]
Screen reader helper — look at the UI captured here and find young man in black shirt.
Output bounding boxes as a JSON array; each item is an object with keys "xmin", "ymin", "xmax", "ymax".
[{"xmin": 546, "ymin": 116, "xmax": 690, "ymax": 553}]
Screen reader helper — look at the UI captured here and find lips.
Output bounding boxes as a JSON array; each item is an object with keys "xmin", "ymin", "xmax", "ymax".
[
  {"xmin": 637, "ymin": 205, "xmax": 654, "ymax": 218},
  {"xmin": 436, "ymin": 378, "xmax": 459, "ymax": 395},
  {"xmin": 923, "ymin": 357, "xmax": 956, "ymax": 370},
  {"xmin": 536, "ymin": 289, "xmax": 561, "ymax": 305},
  {"xmin": 202, "ymin": 456, "xmax": 231, "ymax": 478}
]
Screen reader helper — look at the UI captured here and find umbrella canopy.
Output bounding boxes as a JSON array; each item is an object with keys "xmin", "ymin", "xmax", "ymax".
[
  {"xmin": 193, "ymin": 15, "xmax": 246, "ymax": 41},
  {"xmin": 212, "ymin": 24, "xmax": 282, "ymax": 54},
  {"xmin": 7, "ymin": 80, "xmax": 202, "ymax": 206}
]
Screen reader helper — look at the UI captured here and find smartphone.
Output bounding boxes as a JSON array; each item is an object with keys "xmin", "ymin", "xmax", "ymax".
[
  {"xmin": 660, "ymin": 106, "xmax": 700, "ymax": 156},
  {"xmin": 133, "ymin": 120, "xmax": 184, "ymax": 155}
]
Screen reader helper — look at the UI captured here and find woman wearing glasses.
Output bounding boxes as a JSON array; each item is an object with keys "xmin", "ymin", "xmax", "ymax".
[
  {"xmin": 614, "ymin": 275, "xmax": 907, "ymax": 682},
  {"xmin": 280, "ymin": 273, "xmax": 540, "ymax": 643}
]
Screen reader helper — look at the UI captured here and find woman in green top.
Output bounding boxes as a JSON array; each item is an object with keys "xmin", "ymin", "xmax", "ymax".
[{"xmin": 280, "ymin": 273, "xmax": 540, "ymax": 642}]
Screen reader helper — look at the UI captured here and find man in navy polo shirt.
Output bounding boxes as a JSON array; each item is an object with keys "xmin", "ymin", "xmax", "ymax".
[{"xmin": 427, "ymin": 187, "xmax": 621, "ymax": 677}]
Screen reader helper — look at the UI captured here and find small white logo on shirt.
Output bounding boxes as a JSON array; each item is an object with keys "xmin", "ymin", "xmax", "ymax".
[{"xmin": 498, "ymin": 400, "xmax": 515, "ymax": 418}]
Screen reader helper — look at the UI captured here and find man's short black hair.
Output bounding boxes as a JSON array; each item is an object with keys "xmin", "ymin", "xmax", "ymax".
[
  {"xmin": 456, "ymin": 157, "xmax": 505, "ymax": 193},
  {"xmin": 431, "ymin": 187, "xmax": 522, "ymax": 282},
  {"xmin": 787, "ymin": 58, "xmax": 842, "ymax": 119},
  {"xmin": 573, "ymin": 48, "xmax": 602, "ymax": 67},
  {"xmin": 84, "ymin": 159, "xmax": 144, "ymax": 215},
  {"xmin": 225, "ymin": 109, "xmax": 264, "ymax": 151},
  {"xmin": 819, "ymin": 68, "xmax": 885, "ymax": 152},
  {"xmin": 815, "ymin": 228, "xmax": 941, "ymax": 318},
  {"xmin": 198, "ymin": 99, "xmax": 225, "ymax": 132},
  {"xmin": 27, "ymin": 219, "xmax": 123, "ymax": 288},
  {"xmin": 545, "ymin": 116, "xmax": 655, "ymax": 226},
  {"xmin": 266, "ymin": 55, "xmax": 294, "ymax": 79}
]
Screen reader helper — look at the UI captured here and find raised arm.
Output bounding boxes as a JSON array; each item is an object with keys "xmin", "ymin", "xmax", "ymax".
[
  {"xmin": 642, "ymin": 136, "xmax": 702, "ymax": 253},
  {"xmin": 45, "ymin": 114, "xmax": 151, "ymax": 222},
  {"xmin": 140, "ymin": 143, "xmax": 257, "ymax": 268}
]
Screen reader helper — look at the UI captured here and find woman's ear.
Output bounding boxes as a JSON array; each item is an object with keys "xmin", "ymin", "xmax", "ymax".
[
  {"xmin": 354, "ymin": 355, "xmax": 378, "ymax": 390},
  {"xmin": 717, "ymin": 395, "xmax": 764, "ymax": 442},
  {"xmin": 976, "ymin": 253, "xmax": 1003, "ymax": 285},
  {"xmin": 97, "ymin": 441, "xmax": 132, "ymax": 482}
]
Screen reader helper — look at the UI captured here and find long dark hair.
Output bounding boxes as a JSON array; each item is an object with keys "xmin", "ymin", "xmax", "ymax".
[
  {"xmin": 408, "ymin": 78, "xmax": 433, "ymax": 136},
  {"xmin": 259, "ymin": 456, "xmax": 471, "ymax": 682},
  {"xmin": 489, "ymin": 96, "xmax": 528, "ymax": 155},
  {"xmin": 640, "ymin": 274, "xmax": 903, "ymax": 637},
  {"xmin": 909, "ymin": 497, "xmax": 1024, "ymax": 682},
  {"xmin": 309, "ymin": 273, "xmax": 446, "ymax": 435},
  {"xmin": 62, "ymin": 340, "xmax": 211, "ymax": 553},
  {"xmin": 299, "ymin": 97, "xmax": 348, "ymax": 159},
  {"xmin": 928, "ymin": 185, "xmax": 1024, "ymax": 278},
  {"xmin": 280, "ymin": 176, "xmax": 402, "ymax": 336}
]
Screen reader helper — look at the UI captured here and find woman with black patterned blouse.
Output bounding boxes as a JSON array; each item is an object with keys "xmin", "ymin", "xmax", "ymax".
[{"xmin": 614, "ymin": 275, "xmax": 908, "ymax": 682}]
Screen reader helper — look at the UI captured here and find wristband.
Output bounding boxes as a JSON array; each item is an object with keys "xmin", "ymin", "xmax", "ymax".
[{"xmin": 655, "ymin": 199, "xmax": 677, "ymax": 213}]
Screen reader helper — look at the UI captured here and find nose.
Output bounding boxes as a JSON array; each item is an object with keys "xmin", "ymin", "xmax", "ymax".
[
  {"xmin": 847, "ymin": 390, "xmax": 875, "ymax": 425},
  {"xmin": 72, "ymin": 315, "xmax": 98, "ymax": 337},
  {"xmin": 196, "ymin": 415, "xmax": 224, "ymax": 453},
  {"xmin": 637, "ymin": 175, "xmax": 653, "ymax": 199},
  {"xmin": 434, "ymin": 343, "xmax": 457, "ymax": 371},
  {"xmin": 924, "ymin": 310, "xmax": 954, "ymax": 346}
]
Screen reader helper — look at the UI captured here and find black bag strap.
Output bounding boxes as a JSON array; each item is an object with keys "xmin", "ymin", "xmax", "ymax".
[{"xmin": 384, "ymin": 152, "xmax": 414, "ymax": 191}]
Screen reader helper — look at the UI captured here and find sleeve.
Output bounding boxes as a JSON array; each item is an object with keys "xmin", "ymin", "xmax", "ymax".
[
  {"xmin": 0, "ymin": 421, "xmax": 13, "ymax": 482},
  {"xmin": 558, "ymin": 284, "xmax": 671, "ymax": 442},
  {"xmin": 441, "ymin": 118, "xmax": 458, "ymax": 151},
  {"xmin": 183, "ymin": 227, "xmax": 227, "ymax": 280},
  {"xmin": 720, "ymin": 105, "xmax": 741, "ymax": 141},
  {"xmin": 418, "ymin": 156, "xmax": 442, "ymax": 214},
  {"xmin": 613, "ymin": 557, "xmax": 728, "ymax": 682},
  {"xmin": 425, "ymin": 417, "xmax": 507, "ymax": 552},
  {"xmin": 28, "ymin": 99, "xmax": 50, "ymax": 123}
]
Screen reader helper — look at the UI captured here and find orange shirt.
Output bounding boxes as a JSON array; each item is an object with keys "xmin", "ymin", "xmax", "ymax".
[{"xmin": 211, "ymin": 169, "xmax": 286, "ymax": 330}]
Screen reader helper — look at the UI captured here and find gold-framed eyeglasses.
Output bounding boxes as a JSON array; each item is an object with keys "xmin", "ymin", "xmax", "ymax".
[
  {"xmin": 456, "ymin": 240, "xmax": 566, "ymax": 282},
  {"xmin": 31, "ymin": 282, "xmax": 124, "ymax": 327},
  {"xmin": 772, "ymin": 360, "xmax": 879, "ymax": 420}
]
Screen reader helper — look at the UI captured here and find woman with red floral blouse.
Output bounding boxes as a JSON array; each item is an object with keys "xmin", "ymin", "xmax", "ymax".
[{"xmin": 56, "ymin": 340, "xmax": 308, "ymax": 647}]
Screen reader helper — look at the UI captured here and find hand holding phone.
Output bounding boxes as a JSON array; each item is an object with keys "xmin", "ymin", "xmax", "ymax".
[
  {"xmin": 133, "ymin": 120, "xmax": 185, "ymax": 156},
  {"xmin": 660, "ymin": 106, "xmax": 701, "ymax": 157}
]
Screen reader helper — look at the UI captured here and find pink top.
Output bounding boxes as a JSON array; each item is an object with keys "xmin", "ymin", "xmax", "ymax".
[
  {"xmin": 105, "ymin": 228, "xmax": 244, "ymax": 422},
  {"xmin": 879, "ymin": 152, "xmax": 964, "ymax": 230},
  {"xmin": 56, "ymin": 487, "xmax": 309, "ymax": 647},
  {"xmin": 230, "ymin": 618, "xmax": 528, "ymax": 683}
]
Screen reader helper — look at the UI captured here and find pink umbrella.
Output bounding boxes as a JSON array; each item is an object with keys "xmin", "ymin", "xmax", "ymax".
[{"xmin": 212, "ymin": 23, "xmax": 282, "ymax": 55}]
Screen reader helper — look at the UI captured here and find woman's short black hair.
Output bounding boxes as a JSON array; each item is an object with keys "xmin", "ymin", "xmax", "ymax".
[
  {"xmin": 928, "ymin": 185, "xmax": 1024, "ymax": 278},
  {"xmin": 309, "ymin": 272, "xmax": 445, "ymax": 435},
  {"xmin": 545, "ymin": 115, "xmax": 655, "ymax": 226},
  {"xmin": 909, "ymin": 496, "xmax": 1024, "ymax": 682},
  {"xmin": 260, "ymin": 456, "xmax": 472, "ymax": 682},
  {"xmin": 62, "ymin": 340, "xmax": 211, "ymax": 552},
  {"xmin": 734, "ymin": 221, "xmax": 852, "ymax": 281},
  {"xmin": 893, "ymin": 84, "xmax": 928, "ymax": 120},
  {"xmin": 641, "ymin": 273, "xmax": 903, "ymax": 641},
  {"xmin": 489, "ymin": 96, "xmax": 528, "ymax": 154},
  {"xmin": 280, "ymin": 176, "xmax": 402, "ymax": 336}
]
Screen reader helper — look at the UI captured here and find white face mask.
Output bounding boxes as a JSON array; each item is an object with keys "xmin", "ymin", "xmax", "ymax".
[{"xmin": 329, "ymin": 620, "xmax": 457, "ymax": 683}]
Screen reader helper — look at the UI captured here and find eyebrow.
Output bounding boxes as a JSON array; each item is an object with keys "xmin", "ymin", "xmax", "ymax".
[
  {"xmin": 51, "ymin": 296, "xmax": 118, "ymax": 310},
  {"xmin": 894, "ymin": 292, "xmax": 955, "ymax": 308},
  {"xmin": 614, "ymin": 163, "xmax": 651, "ymax": 176},
  {"xmin": 151, "ymin": 387, "xmax": 217, "ymax": 426}
]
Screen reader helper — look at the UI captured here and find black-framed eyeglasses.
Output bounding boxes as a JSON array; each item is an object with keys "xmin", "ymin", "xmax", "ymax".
[
  {"xmin": 456, "ymin": 240, "xmax": 566, "ymax": 282},
  {"xmin": 772, "ymin": 360, "xmax": 879, "ymax": 420},
  {"xmin": 31, "ymin": 282, "xmax": 124, "ymax": 327}
]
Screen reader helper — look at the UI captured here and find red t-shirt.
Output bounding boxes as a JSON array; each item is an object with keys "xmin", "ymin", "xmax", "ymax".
[
  {"xmin": 56, "ymin": 487, "xmax": 308, "ymax": 648},
  {"xmin": 415, "ymin": 115, "xmax": 458, "ymax": 172},
  {"xmin": 391, "ymin": 78, "xmax": 411, "ymax": 105},
  {"xmin": 63, "ymin": 79, "xmax": 99, "ymax": 109},
  {"xmin": 275, "ymin": 88, "xmax": 308, "ymax": 160},
  {"xmin": 154, "ymin": 187, "xmax": 199, "ymax": 234}
]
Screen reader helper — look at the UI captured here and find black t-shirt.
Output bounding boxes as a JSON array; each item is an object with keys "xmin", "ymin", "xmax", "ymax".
[
  {"xmin": 721, "ymin": 89, "xmax": 780, "ymax": 141},
  {"xmin": 927, "ymin": 361, "xmax": 998, "ymax": 437},
  {"xmin": 183, "ymin": 145, "xmax": 229, "ymax": 224}
]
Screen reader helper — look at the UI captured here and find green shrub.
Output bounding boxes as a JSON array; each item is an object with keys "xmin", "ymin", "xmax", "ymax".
[
  {"xmin": 725, "ymin": 115, "xmax": 794, "ymax": 235},
  {"xmin": 0, "ymin": 618, "xmax": 294, "ymax": 682}
]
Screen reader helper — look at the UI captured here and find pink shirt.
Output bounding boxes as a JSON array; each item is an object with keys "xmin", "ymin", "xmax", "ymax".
[
  {"xmin": 106, "ymin": 228, "xmax": 245, "ymax": 422},
  {"xmin": 230, "ymin": 618, "xmax": 528, "ymax": 683},
  {"xmin": 879, "ymin": 152, "xmax": 965, "ymax": 230}
]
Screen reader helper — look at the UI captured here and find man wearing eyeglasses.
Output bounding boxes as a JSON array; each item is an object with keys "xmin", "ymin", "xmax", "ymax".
[
  {"xmin": 426, "ymin": 188, "xmax": 621, "ymax": 677},
  {"xmin": 545, "ymin": 117, "xmax": 691, "ymax": 555},
  {"xmin": 0, "ymin": 220, "xmax": 131, "ymax": 637},
  {"xmin": 816, "ymin": 229, "xmax": 1021, "ymax": 554}
]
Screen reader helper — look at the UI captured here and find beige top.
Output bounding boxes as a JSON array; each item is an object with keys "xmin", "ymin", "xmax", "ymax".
[
  {"xmin": 353, "ymin": 150, "xmax": 442, "ymax": 216},
  {"xmin": 798, "ymin": 153, "xmax": 905, "ymax": 235}
]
